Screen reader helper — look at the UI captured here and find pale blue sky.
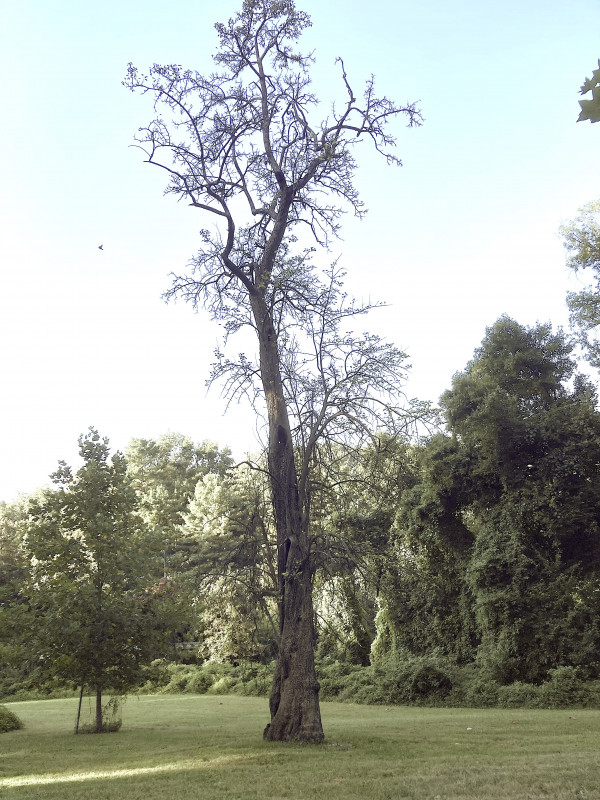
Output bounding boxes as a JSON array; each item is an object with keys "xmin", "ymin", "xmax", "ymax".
[{"xmin": 1, "ymin": 0, "xmax": 599, "ymax": 501}]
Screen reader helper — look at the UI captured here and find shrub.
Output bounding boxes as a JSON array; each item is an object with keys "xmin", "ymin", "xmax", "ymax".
[
  {"xmin": 208, "ymin": 676, "xmax": 237, "ymax": 694},
  {"xmin": 539, "ymin": 667, "xmax": 589, "ymax": 708},
  {"xmin": 337, "ymin": 667, "xmax": 384, "ymax": 704},
  {"xmin": 131, "ymin": 653, "xmax": 600, "ymax": 710},
  {"xmin": 231, "ymin": 664, "xmax": 272, "ymax": 697},
  {"xmin": 161, "ymin": 664, "xmax": 194, "ymax": 694},
  {"xmin": 410, "ymin": 664, "xmax": 453, "ymax": 699},
  {"xmin": 139, "ymin": 659, "xmax": 170, "ymax": 691},
  {"xmin": 497, "ymin": 681, "xmax": 541, "ymax": 708},
  {"xmin": 186, "ymin": 671, "xmax": 214, "ymax": 694},
  {"xmin": 463, "ymin": 675, "xmax": 500, "ymax": 707},
  {"xmin": 140, "ymin": 660, "xmax": 273, "ymax": 697},
  {"xmin": 0, "ymin": 705, "xmax": 24, "ymax": 733},
  {"xmin": 383, "ymin": 654, "xmax": 455, "ymax": 705},
  {"xmin": 316, "ymin": 660, "xmax": 358, "ymax": 700}
]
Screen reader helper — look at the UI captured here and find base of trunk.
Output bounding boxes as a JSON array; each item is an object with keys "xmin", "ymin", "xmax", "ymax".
[
  {"xmin": 263, "ymin": 602, "xmax": 324, "ymax": 743},
  {"xmin": 263, "ymin": 679, "xmax": 324, "ymax": 743},
  {"xmin": 263, "ymin": 715, "xmax": 324, "ymax": 743}
]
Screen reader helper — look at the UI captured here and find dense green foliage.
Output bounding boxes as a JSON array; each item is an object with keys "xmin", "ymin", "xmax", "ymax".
[
  {"xmin": 381, "ymin": 318, "xmax": 600, "ymax": 686},
  {"xmin": 20, "ymin": 430, "xmax": 177, "ymax": 730},
  {"xmin": 0, "ymin": 496, "xmax": 34, "ymax": 697},
  {"xmin": 0, "ymin": 704, "xmax": 23, "ymax": 732},
  {"xmin": 2, "ymin": 315, "xmax": 600, "ymax": 713},
  {"xmin": 180, "ymin": 466, "xmax": 279, "ymax": 663},
  {"xmin": 125, "ymin": 657, "xmax": 600, "ymax": 710},
  {"xmin": 126, "ymin": 433, "xmax": 233, "ymax": 581}
]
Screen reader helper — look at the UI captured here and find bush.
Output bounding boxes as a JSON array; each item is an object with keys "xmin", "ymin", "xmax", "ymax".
[
  {"xmin": 0, "ymin": 705, "xmax": 24, "ymax": 733},
  {"xmin": 497, "ymin": 681, "xmax": 541, "ymax": 708},
  {"xmin": 373, "ymin": 654, "xmax": 455, "ymax": 705},
  {"xmin": 539, "ymin": 667, "xmax": 593, "ymax": 708},
  {"xmin": 0, "ymin": 666, "xmax": 80, "ymax": 702},
  {"xmin": 463, "ymin": 676, "xmax": 500, "ymax": 708},
  {"xmin": 208, "ymin": 676, "xmax": 237, "ymax": 694},
  {"xmin": 186, "ymin": 671, "xmax": 214, "ymax": 694},
  {"xmin": 337, "ymin": 667, "xmax": 382, "ymax": 704},
  {"xmin": 152, "ymin": 662, "xmax": 216, "ymax": 694},
  {"xmin": 316, "ymin": 660, "xmax": 360, "ymax": 700},
  {"xmin": 135, "ymin": 660, "xmax": 274, "ymax": 697},
  {"xmin": 132, "ymin": 654, "xmax": 600, "ymax": 710},
  {"xmin": 230, "ymin": 664, "xmax": 272, "ymax": 697},
  {"xmin": 161, "ymin": 664, "xmax": 194, "ymax": 694},
  {"xmin": 410, "ymin": 664, "xmax": 453, "ymax": 699}
]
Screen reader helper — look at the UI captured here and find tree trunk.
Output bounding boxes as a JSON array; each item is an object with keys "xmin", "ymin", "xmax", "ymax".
[
  {"xmin": 264, "ymin": 564, "xmax": 323, "ymax": 742},
  {"xmin": 75, "ymin": 682, "xmax": 85, "ymax": 734},
  {"xmin": 95, "ymin": 687, "xmax": 103, "ymax": 733},
  {"xmin": 253, "ymin": 297, "xmax": 323, "ymax": 743}
]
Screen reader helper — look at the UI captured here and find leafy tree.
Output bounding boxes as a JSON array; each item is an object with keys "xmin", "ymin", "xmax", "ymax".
[
  {"xmin": 379, "ymin": 434, "xmax": 478, "ymax": 666},
  {"xmin": 0, "ymin": 497, "xmax": 34, "ymax": 697},
  {"xmin": 24, "ymin": 429, "xmax": 169, "ymax": 732},
  {"xmin": 180, "ymin": 466, "xmax": 279, "ymax": 662},
  {"xmin": 0, "ymin": 500, "xmax": 27, "ymax": 588},
  {"xmin": 577, "ymin": 60, "xmax": 600, "ymax": 123},
  {"xmin": 315, "ymin": 576, "xmax": 376, "ymax": 667},
  {"xmin": 309, "ymin": 438, "xmax": 419, "ymax": 666},
  {"xmin": 125, "ymin": 434, "xmax": 235, "ymax": 652},
  {"xmin": 559, "ymin": 199, "xmax": 600, "ymax": 367},
  {"xmin": 442, "ymin": 318, "xmax": 600, "ymax": 681},
  {"xmin": 125, "ymin": 0, "xmax": 421, "ymax": 742},
  {"xmin": 126, "ymin": 433, "xmax": 233, "ymax": 579},
  {"xmin": 391, "ymin": 318, "xmax": 600, "ymax": 683}
]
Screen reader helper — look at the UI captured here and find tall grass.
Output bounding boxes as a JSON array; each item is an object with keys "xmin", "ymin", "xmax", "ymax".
[{"xmin": 1, "ymin": 695, "xmax": 598, "ymax": 799}]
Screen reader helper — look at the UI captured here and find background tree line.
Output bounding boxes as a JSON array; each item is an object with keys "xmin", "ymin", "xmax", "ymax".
[{"xmin": 3, "ymin": 253, "xmax": 600, "ymax": 712}]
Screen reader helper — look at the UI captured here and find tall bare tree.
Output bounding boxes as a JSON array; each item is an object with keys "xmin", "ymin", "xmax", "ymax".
[{"xmin": 125, "ymin": 0, "xmax": 421, "ymax": 742}]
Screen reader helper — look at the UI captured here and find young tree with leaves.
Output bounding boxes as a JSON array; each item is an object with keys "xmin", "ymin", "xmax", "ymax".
[
  {"xmin": 125, "ymin": 0, "xmax": 421, "ymax": 741},
  {"xmin": 25, "ymin": 429, "xmax": 168, "ymax": 733}
]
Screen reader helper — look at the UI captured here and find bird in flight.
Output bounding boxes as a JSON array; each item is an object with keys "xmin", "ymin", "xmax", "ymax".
[{"xmin": 98, "ymin": 244, "xmax": 104, "ymax": 250}]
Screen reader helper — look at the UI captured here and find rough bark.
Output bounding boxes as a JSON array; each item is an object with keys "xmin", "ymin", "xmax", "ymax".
[
  {"xmin": 252, "ymin": 295, "xmax": 323, "ymax": 743},
  {"xmin": 264, "ymin": 567, "xmax": 322, "ymax": 742}
]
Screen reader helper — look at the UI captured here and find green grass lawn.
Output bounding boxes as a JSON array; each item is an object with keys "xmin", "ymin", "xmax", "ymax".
[{"xmin": 0, "ymin": 695, "xmax": 598, "ymax": 799}]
